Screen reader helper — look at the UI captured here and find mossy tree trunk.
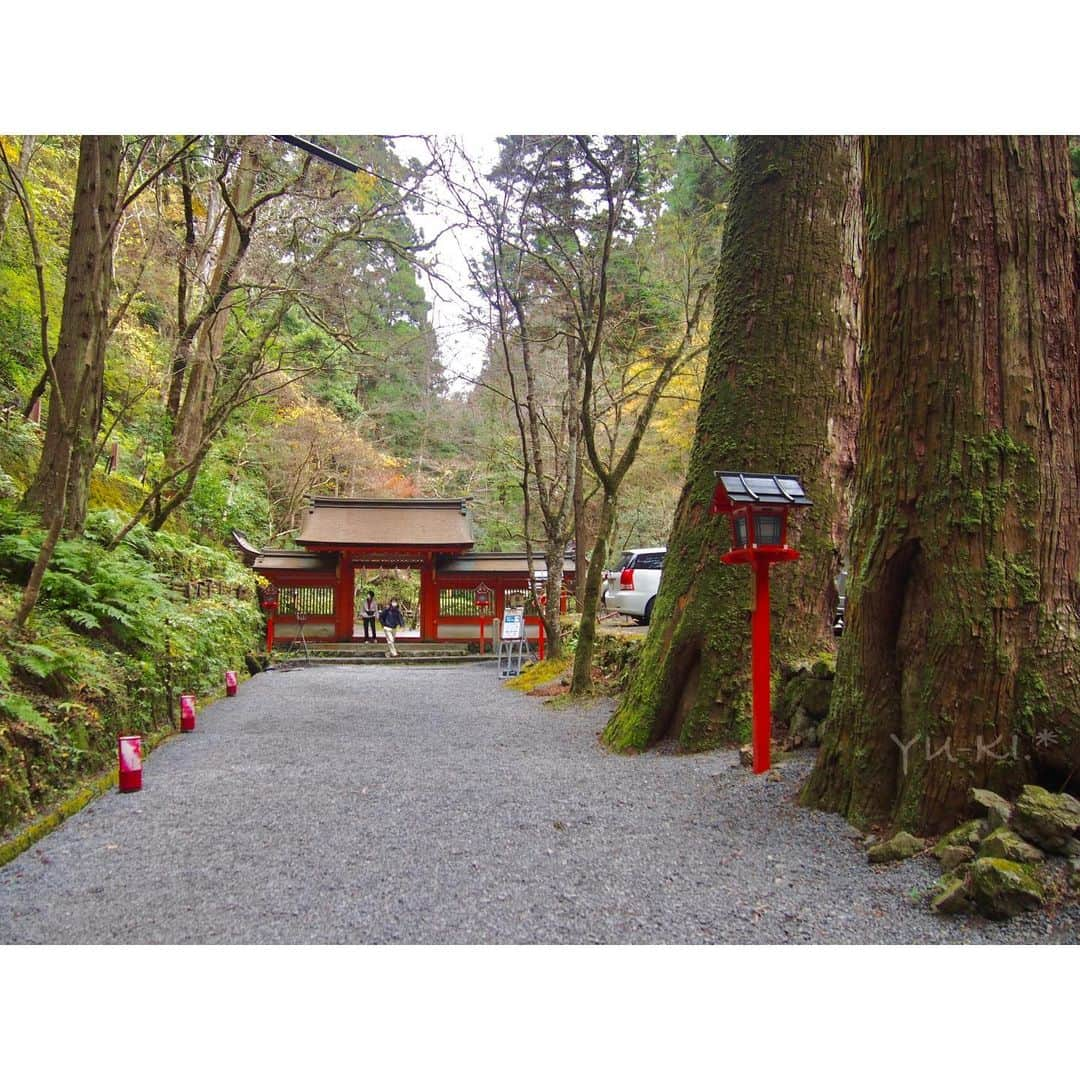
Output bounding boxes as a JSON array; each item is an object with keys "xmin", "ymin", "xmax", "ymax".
[
  {"xmin": 21, "ymin": 135, "xmax": 122, "ymax": 537},
  {"xmin": 13, "ymin": 137, "xmax": 123, "ymax": 629},
  {"xmin": 603, "ymin": 136, "xmax": 861, "ymax": 751},
  {"xmin": 803, "ymin": 137, "xmax": 1080, "ymax": 834}
]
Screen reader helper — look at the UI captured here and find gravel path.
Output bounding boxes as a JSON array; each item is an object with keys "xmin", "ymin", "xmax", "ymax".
[{"xmin": 1, "ymin": 663, "xmax": 1077, "ymax": 944}]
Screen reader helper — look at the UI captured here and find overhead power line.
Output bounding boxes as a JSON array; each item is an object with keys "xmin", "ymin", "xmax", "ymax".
[{"xmin": 274, "ymin": 135, "xmax": 361, "ymax": 174}]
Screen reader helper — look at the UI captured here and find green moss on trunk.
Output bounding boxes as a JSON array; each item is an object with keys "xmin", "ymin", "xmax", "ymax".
[
  {"xmin": 606, "ymin": 137, "xmax": 861, "ymax": 751},
  {"xmin": 804, "ymin": 137, "xmax": 1080, "ymax": 834}
]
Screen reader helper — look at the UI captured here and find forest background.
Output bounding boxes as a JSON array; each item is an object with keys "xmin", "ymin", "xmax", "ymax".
[
  {"xmin": 3, "ymin": 5, "xmax": 1079, "ymax": 1077},
  {"xmin": 0, "ymin": 133, "xmax": 727, "ymax": 831}
]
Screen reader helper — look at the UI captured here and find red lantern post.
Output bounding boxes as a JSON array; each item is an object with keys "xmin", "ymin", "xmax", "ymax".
[
  {"xmin": 118, "ymin": 735, "xmax": 142, "ymax": 792},
  {"xmin": 180, "ymin": 694, "xmax": 196, "ymax": 732},
  {"xmin": 474, "ymin": 582, "xmax": 491, "ymax": 655},
  {"xmin": 711, "ymin": 472, "xmax": 812, "ymax": 774},
  {"xmin": 259, "ymin": 584, "xmax": 279, "ymax": 651}
]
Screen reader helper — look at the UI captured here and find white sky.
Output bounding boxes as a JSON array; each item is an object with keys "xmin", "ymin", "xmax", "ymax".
[{"xmin": 391, "ymin": 136, "xmax": 501, "ymax": 393}]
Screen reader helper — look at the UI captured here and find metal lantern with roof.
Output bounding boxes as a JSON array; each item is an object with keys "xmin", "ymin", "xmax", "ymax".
[
  {"xmin": 710, "ymin": 472, "xmax": 812, "ymax": 564},
  {"xmin": 710, "ymin": 471, "xmax": 813, "ymax": 775}
]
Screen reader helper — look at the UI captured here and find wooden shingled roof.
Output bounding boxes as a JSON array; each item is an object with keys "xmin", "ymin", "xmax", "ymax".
[
  {"xmin": 296, "ymin": 497, "xmax": 475, "ymax": 548},
  {"xmin": 230, "ymin": 532, "xmax": 338, "ymax": 573},
  {"xmin": 252, "ymin": 551, "xmax": 339, "ymax": 573}
]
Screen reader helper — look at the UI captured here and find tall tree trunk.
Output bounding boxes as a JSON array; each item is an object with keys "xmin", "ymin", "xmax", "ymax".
[
  {"xmin": 803, "ymin": 136, "xmax": 1080, "ymax": 834},
  {"xmin": 604, "ymin": 136, "xmax": 861, "ymax": 750},
  {"xmin": 167, "ymin": 149, "xmax": 198, "ymax": 417},
  {"xmin": 572, "ymin": 490, "xmax": 616, "ymax": 686},
  {"xmin": 21, "ymin": 135, "xmax": 122, "ymax": 536},
  {"xmin": 167, "ymin": 138, "xmax": 257, "ymax": 474},
  {"xmin": 572, "ymin": 367, "xmax": 589, "ymax": 609}
]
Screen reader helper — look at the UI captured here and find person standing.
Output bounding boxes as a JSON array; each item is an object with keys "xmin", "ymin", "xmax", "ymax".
[
  {"xmin": 380, "ymin": 597, "xmax": 405, "ymax": 658},
  {"xmin": 361, "ymin": 590, "xmax": 379, "ymax": 642}
]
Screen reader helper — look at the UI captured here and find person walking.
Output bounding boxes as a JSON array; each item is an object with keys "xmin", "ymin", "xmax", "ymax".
[
  {"xmin": 360, "ymin": 590, "xmax": 379, "ymax": 642},
  {"xmin": 380, "ymin": 597, "xmax": 405, "ymax": 658}
]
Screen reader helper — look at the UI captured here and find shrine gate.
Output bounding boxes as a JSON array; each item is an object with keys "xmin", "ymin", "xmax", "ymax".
[{"xmin": 233, "ymin": 497, "xmax": 573, "ymax": 648}]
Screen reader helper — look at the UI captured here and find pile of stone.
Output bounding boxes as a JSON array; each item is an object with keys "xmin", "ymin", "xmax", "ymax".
[
  {"xmin": 775, "ymin": 658, "xmax": 835, "ymax": 750},
  {"xmin": 861, "ymin": 785, "xmax": 1080, "ymax": 920},
  {"xmin": 926, "ymin": 786, "xmax": 1080, "ymax": 920}
]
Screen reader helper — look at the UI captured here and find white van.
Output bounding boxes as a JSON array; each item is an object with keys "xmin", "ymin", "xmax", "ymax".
[{"xmin": 601, "ymin": 547, "xmax": 666, "ymax": 625}]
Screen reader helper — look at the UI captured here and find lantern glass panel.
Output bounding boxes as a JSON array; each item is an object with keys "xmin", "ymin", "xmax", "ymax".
[
  {"xmin": 734, "ymin": 514, "xmax": 748, "ymax": 549},
  {"xmin": 753, "ymin": 512, "xmax": 783, "ymax": 546}
]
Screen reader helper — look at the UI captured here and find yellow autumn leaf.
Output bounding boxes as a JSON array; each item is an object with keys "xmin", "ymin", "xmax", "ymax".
[{"xmin": 351, "ymin": 171, "xmax": 377, "ymax": 209}]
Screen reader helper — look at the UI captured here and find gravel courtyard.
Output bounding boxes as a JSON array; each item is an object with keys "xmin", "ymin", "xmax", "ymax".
[{"xmin": 1, "ymin": 663, "xmax": 1076, "ymax": 944}]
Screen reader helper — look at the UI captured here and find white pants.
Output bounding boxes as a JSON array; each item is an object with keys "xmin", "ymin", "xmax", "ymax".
[{"xmin": 384, "ymin": 626, "xmax": 398, "ymax": 656}]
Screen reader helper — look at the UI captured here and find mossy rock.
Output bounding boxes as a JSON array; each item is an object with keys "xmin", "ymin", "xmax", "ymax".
[
  {"xmin": 810, "ymin": 658, "xmax": 834, "ymax": 680},
  {"xmin": 784, "ymin": 706, "xmax": 819, "ymax": 749},
  {"xmin": 968, "ymin": 858, "xmax": 1045, "ymax": 920},
  {"xmin": 867, "ymin": 830, "xmax": 925, "ymax": 864},
  {"xmin": 932, "ymin": 819, "xmax": 988, "ymax": 858},
  {"xmin": 800, "ymin": 677, "xmax": 833, "ymax": 721},
  {"xmin": 970, "ymin": 788, "xmax": 1012, "ymax": 831},
  {"xmin": 936, "ymin": 845, "xmax": 975, "ymax": 872},
  {"xmin": 775, "ymin": 669, "xmax": 833, "ymax": 726},
  {"xmin": 931, "ymin": 874, "xmax": 972, "ymax": 915},
  {"xmin": 1011, "ymin": 785, "xmax": 1080, "ymax": 854},
  {"xmin": 773, "ymin": 671, "xmax": 810, "ymax": 726},
  {"xmin": 978, "ymin": 827, "xmax": 1045, "ymax": 865}
]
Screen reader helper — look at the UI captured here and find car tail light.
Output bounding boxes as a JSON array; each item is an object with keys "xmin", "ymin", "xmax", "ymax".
[{"xmin": 619, "ymin": 567, "xmax": 634, "ymax": 590}]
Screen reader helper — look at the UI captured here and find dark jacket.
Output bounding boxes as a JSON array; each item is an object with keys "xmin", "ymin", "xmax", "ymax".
[{"xmin": 380, "ymin": 604, "xmax": 405, "ymax": 628}]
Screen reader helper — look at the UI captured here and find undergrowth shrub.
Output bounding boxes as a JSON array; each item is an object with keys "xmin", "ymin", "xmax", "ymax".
[
  {"xmin": 0, "ymin": 413, "xmax": 40, "ymax": 489},
  {"xmin": 0, "ymin": 499, "xmax": 262, "ymax": 835}
]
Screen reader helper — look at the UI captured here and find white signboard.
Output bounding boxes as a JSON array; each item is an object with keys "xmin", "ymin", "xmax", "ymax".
[{"xmin": 501, "ymin": 607, "xmax": 524, "ymax": 641}]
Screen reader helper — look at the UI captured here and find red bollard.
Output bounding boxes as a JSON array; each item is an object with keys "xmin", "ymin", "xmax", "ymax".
[
  {"xmin": 225, "ymin": 670, "xmax": 238, "ymax": 696},
  {"xmin": 118, "ymin": 735, "xmax": 142, "ymax": 792},
  {"xmin": 180, "ymin": 693, "xmax": 196, "ymax": 732}
]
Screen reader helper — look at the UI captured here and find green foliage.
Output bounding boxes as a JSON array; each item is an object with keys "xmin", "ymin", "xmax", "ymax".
[
  {"xmin": 0, "ymin": 497, "xmax": 262, "ymax": 835},
  {"xmin": 0, "ymin": 413, "xmax": 40, "ymax": 489},
  {"xmin": 184, "ymin": 437, "xmax": 273, "ymax": 545},
  {"xmin": 0, "ymin": 636, "xmax": 55, "ymax": 737},
  {"xmin": 0, "ymin": 691, "xmax": 56, "ymax": 737}
]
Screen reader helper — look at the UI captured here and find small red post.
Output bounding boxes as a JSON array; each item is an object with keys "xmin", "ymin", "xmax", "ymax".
[
  {"xmin": 266, "ymin": 612, "xmax": 275, "ymax": 651},
  {"xmin": 751, "ymin": 557, "xmax": 772, "ymax": 774},
  {"xmin": 118, "ymin": 735, "xmax": 142, "ymax": 792},
  {"xmin": 180, "ymin": 694, "xmax": 196, "ymax": 732},
  {"xmin": 537, "ymin": 620, "xmax": 546, "ymax": 662},
  {"xmin": 479, "ymin": 618, "xmax": 485, "ymax": 656},
  {"xmin": 225, "ymin": 670, "xmax": 238, "ymax": 696}
]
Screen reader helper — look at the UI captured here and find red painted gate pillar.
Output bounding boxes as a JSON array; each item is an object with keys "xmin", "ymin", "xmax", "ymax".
[
  {"xmin": 420, "ymin": 557, "xmax": 438, "ymax": 641},
  {"xmin": 335, "ymin": 556, "xmax": 355, "ymax": 641}
]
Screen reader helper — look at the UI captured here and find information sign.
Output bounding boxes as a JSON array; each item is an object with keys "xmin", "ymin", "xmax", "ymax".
[{"xmin": 501, "ymin": 607, "xmax": 524, "ymax": 640}]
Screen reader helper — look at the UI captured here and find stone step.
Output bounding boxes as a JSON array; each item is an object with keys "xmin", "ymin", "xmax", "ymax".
[
  {"xmin": 286, "ymin": 642, "xmax": 470, "ymax": 658},
  {"xmin": 271, "ymin": 655, "xmax": 497, "ymax": 668}
]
